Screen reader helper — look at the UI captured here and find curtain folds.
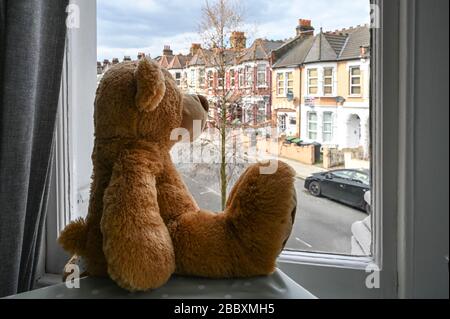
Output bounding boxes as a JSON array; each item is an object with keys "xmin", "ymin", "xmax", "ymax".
[{"xmin": 0, "ymin": 0, "xmax": 68, "ymax": 297}]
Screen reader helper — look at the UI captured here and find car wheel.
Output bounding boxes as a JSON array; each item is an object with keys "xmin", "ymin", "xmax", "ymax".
[{"xmin": 308, "ymin": 181, "xmax": 321, "ymax": 197}]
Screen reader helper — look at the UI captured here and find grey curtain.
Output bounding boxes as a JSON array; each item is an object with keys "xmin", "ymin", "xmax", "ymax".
[{"xmin": 0, "ymin": 0, "xmax": 68, "ymax": 297}]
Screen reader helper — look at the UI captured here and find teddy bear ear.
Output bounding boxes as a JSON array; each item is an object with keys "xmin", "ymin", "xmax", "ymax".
[{"xmin": 134, "ymin": 58, "xmax": 166, "ymax": 112}]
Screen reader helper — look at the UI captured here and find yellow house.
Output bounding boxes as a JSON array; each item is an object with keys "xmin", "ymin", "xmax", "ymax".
[{"xmin": 272, "ymin": 21, "xmax": 370, "ymax": 153}]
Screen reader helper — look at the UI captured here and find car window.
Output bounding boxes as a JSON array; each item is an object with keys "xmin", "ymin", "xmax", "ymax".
[
  {"xmin": 352, "ymin": 171, "xmax": 370, "ymax": 185},
  {"xmin": 331, "ymin": 170, "xmax": 353, "ymax": 180}
]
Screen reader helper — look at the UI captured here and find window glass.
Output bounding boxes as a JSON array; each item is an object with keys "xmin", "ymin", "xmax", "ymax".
[
  {"xmin": 308, "ymin": 112, "xmax": 317, "ymax": 140},
  {"xmin": 323, "ymin": 111, "xmax": 333, "ymax": 142},
  {"xmin": 277, "ymin": 73, "xmax": 285, "ymax": 95},
  {"xmin": 257, "ymin": 64, "xmax": 266, "ymax": 86},
  {"xmin": 308, "ymin": 68, "xmax": 318, "ymax": 95}
]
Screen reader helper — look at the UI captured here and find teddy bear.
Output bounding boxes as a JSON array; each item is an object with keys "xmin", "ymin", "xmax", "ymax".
[{"xmin": 58, "ymin": 58, "xmax": 297, "ymax": 291}]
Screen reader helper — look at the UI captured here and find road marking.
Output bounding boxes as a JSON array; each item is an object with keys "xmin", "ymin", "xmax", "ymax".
[{"xmin": 295, "ymin": 237, "xmax": 313, "ymax": 248}]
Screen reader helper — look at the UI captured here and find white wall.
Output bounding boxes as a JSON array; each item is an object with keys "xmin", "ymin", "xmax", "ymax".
[{"xmin": 404, "ymin": 0, "xmax": 449, "ymax": 298}]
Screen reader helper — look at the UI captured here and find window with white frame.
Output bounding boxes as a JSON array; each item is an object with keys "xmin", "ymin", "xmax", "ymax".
[
  {"xmin": 350, "ymin": 66, "xmax": 361, "ymax": 95},
  {"xmin": 207, "ymin": 70, "xmax": 214, "ymax": 89},
  {"xmin": 257, "ymin": 64, "xmax": 266, "ymax": 86},
  {"xmin": 276, "ymin": 72, "xmax": 285, "ymax": 95},
  {"xmin": 190, "ymin": 69, "xmax": 195, "ymax": 87},
  {"xmin": 322, "ymin": 111, "xmax": 333, "ymax": 142},
  {"xmin": 245, "ymin": 65, "xmax": 253, "ymax": 87},
  {"xmin": 198, "ymin": 68, "xmax": 205, "ymax": 88},
  {"xmin": 286, "ymin": 72, "xmax": 294, "ymax": 94},
  {"xmin": 175, "ymin": 72, "xmax": 181, "ymax": 86},
  {"xmin": 238, "ymin": 68, "xmax": 244, "ymax": 88},
  {"xmin": 323, "ymin": 67, "xmax": 334, "ymax": 95},
  {"xmin": 307, "ymin": 111, "xmax": 318, "ymax": 140},
  {"xmin": 279, "ymin": 115, "xmax": 286, "ymax": 130},
  {"xmin": 307, "ymin": 68, "xmax": 318, "ymax": 95}
]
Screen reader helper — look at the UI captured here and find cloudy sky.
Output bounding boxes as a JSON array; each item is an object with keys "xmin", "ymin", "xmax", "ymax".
[{"xmin": 97, "ymin": 0, "xmax": 371, "ymax": 61}]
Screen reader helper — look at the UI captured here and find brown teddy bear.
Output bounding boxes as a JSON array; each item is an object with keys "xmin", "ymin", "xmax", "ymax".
[{"xmin": 58, "ymin": 58, "xmax": 297, "ymax": 291}]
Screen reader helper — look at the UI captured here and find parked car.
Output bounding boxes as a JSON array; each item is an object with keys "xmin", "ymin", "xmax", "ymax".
[{"xmin": 304, "ymin": 169, "xmax": 371, "ymax": 213}]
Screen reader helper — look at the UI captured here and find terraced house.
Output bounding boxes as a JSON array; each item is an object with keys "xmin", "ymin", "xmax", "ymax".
[
  {"xmin": 272, "ymin": 20, "xmax": 370, "ymax": 155},
  {"xmin": 157, "ymin": 32, "xmax": 284, "ymax": 127}
]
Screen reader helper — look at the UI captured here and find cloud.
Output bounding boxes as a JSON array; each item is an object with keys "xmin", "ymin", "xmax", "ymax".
[{"xmin": 97, "ymin": 0, "xmax": 370, "ymax": 61}]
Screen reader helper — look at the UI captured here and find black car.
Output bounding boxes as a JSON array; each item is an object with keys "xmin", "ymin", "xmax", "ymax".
[{"xmin": 304, "ymin": 169, "xmax": 371, "ymax": 213}]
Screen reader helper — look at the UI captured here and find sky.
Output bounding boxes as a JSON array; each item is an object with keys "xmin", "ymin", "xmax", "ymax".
[{"xmin": 97, "ymin": 0, "xmax": 371, "ymax": 61}]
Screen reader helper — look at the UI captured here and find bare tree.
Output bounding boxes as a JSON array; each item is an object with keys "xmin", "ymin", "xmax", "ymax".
[{"xmin": 198, "ymin": 0, "xmax": 247, "ymax": 210}]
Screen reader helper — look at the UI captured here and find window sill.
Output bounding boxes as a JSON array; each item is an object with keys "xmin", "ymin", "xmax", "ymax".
[{"xmin": 279, "ymin": 250, "xmax": 374, "ymax": 271}]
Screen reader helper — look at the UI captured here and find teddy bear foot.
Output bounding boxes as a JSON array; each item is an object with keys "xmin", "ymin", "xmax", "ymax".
[{"xmin": 225, "ymin": 160, "xmax": 297, "ymax": 274}]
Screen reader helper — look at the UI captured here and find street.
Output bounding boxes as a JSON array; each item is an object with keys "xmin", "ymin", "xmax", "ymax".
[{"xmin": 178, "ymin": 165, "xmax": 368, "ymax": 255}]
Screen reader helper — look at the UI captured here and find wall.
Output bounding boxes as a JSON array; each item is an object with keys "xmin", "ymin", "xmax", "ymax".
[{"xmin": 404, "ymin": 0, "xmax": 449, "ymax": 298}]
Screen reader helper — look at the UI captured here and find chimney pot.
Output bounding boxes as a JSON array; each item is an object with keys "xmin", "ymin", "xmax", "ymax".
[{"xmin": 296, "ymin": 18, "xmax": 314, "ymax": 37}]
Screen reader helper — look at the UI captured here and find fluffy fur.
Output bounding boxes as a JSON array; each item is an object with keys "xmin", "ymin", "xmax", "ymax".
[{"xmin": 58, "ymin": 58, "xmax": 297, "ymax": 291}]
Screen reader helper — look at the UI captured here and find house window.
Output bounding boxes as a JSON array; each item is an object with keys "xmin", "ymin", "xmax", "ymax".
[
  {"xmin": 245, "ymin": 65, "xmax": 253, "ymax": 87},
  {"xmin": 277, "ymin": 73, "xmax": 285, "ymax": 95},
  {"xmin": 198, "ymin": 69, "xmax": 205, "ymax": 88},
  {"xmin": 207, "ymin": 70, "xmax": 214, "ymax": 89},
  {"xmin": 238, "ymin": 69, "xmax": 244, "ymax": 88},
  {"xmin": 322, "ymin": 112, "xmax": 333, "ymax": 142},
  {"xmin": 307, "ymin": 68, "xmax": 318, "ymax": 95},
  {"xmin": 323, "ymin": 67, "xmax": 334, "ymax": 95},
  {"xmin": 257, "ymin": 64, "xmax": 266, "ymax": 86},
  {"xmin": 175, "ymin": 72, "xmax": 181, "ymax": 86},
  {"xmin": 307, "ymin": 112, "xmax": 318, "ymax": 140},
  {"xmin": 229, "ymin": 69, "xmax": 235, "ymax": 88},
  {"xmin": 350, "ymin": 66, "xmax": 361, "ymax": 95},
  {"xmin": 289, "ymin": 116, "xmax": 296, "ymax": 125},
  {"xmin": 190, "ymin": 69, "xmax": 195, "ymax": 87},
  {"xmin": 286, "ymin": 72, "xmax": 294, "ymax": 94}
]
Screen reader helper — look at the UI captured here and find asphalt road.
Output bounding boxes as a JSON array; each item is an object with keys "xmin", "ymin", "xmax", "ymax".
[{"xmin": 179, "ymin": 168, "xmax": 368, "ymax": 255}]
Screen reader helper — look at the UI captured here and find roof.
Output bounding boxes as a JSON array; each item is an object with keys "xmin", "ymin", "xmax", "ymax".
[
  {"xmin": 272, "ymin": 24, "xmax": 370, "ymax": 68},
  {"xmin": 272, "ymin": 36, "xmax": 315, "ymax": 68},
  {"xmin": 188, "ymin": 48, "xmax": 241, "ymax": 68},
  {"xmin": 167, "ymin": 54, "xmax": 191, "ymax": 69},
  {"xmin": 239, "ymin": 39, "xmax": 285, "ymax": 63}
]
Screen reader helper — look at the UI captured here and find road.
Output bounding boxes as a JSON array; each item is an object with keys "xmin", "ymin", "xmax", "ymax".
[{"xmin": 179, "ymin": 167, "xmax": 368, "ymax": 255}]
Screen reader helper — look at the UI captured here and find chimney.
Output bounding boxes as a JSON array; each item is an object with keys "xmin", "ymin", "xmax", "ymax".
[
  {"xmin": 230, "ymin": 31, "xmax": 246, "ymax": 50},
  {"xmin": 97, "ymin": 62, "xmax": 103, "ymax": 74},
  {"xmin": 163, "ymin": 45, "xmax": 173, "ymax": 56},
  {"xmin": 296, "ymin": 19, "xmax": 314, "ymax": 37},
  {"xmin": 123, "ymin": 55, "xmax": 131, "ymax": 61},
  {"xmin": 103, "ymin": 59, "xmax": 110, "ymax": 67},
  {"xmin": 137, "ymin": 52, "xmax": 145, "ymax": 60},
  {"xmin": 112, "ymin": 58, "xmax": 119, "ymax": 65},
  {"xmin": 190, "ymin": 43, "xmax": 201, "ymax": 56}
]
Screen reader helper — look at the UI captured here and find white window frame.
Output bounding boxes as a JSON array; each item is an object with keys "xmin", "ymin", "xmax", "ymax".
[
  {"xmin": 43, "ymin": 0, "xmax": 418, "ymax": 299},
  {"xmin": 349, "ymin": 65, "xmax": 362, "ymax": 96},
  {"xmin": 323, "ymin": 67, "xmax": 335, "ymax": 96},
  {"xmin": 307, "ymin": 111, "xmax": 318, "ymax": 140},
  {"xmin": 256, "ymin": 63, "xmax": 267, "ymax": 87},
  {"xmin": 276, "ymin": 72, "xmax": 285, "ymax": 96},
  {"xmin": 244, "ymin": 65, "xmax": 253, "ymax": 88},
  {"xmin": 307, "ymin": 68, "xmax": 319, "ymax": 96},
  {"xmin": 322, "ymin": 111, "xmax": 333, "ymax": 142}
]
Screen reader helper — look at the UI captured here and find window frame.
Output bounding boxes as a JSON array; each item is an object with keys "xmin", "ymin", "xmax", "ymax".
[
  {"xmin": 229, "ymin": 68, "xmax": 235, "ymax": 88},
  {"xmin": 256, "ymin": 63, "xmax": 267, "ymax": 87},
  {"xmin": 349, "ymin": 65, "xmax": 362, "ymax": 96},
  {"xmin": 43, "ymin": 0, "xmax": 412, "ymax": 299},
  {"xmin": 307, "ymin": 68, "xmax": 319, "ymax": 96},
  {"xmin": 307, "ymin": 111, "xmax": 318, "ymax": 140},
  {"xmin": 322, "ymin": 111, "xmax": 334, "ymax": 143},
  {"xmin": 323, "ymin": 67, "xmax": 334, "ymax": 96},
  {"xmin": 276, "ymin": 72, "xmax": 285, "ymax": 96}
]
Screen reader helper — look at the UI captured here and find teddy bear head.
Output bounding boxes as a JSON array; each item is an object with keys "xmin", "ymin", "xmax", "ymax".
[{"xmin": 94, "ymin": 58, "xmax": 209, "ymax": 148}]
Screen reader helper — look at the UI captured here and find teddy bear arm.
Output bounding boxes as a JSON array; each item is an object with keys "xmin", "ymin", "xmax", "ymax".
[{"xmin": 100, "ymin": 149, "xmax": 176, "ymax": 291}]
